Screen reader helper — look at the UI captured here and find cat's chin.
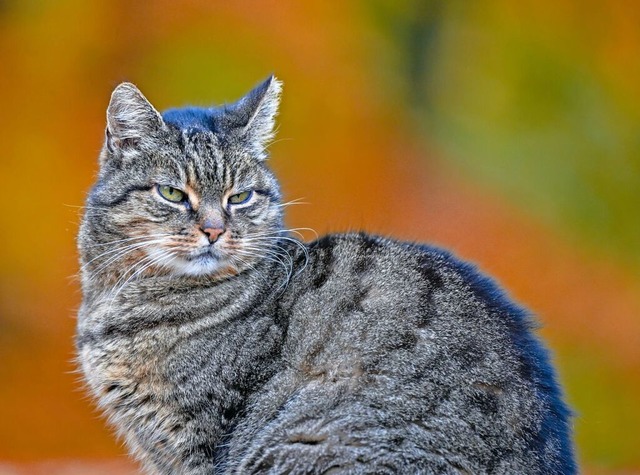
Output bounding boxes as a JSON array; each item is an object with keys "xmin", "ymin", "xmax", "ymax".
[
  {"xmin": 170, "ymin": 256, "xmax": 227, "ymax": 277},
  {"xmin": 148, "ymin": 248, "xmax": 237, "ymax": 278}
]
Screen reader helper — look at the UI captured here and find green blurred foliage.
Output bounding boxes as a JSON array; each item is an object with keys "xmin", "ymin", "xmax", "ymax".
[{"xmin": 372, "ymin": 0, "xmax": 640, "ymax": 273}]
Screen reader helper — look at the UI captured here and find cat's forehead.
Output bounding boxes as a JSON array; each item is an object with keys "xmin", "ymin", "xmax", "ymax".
[
  {"xmin": 162, "ymin": 127, "xmax": 260, "ymax": 193},
  {"xmin": 163, "ymin": 106, "xmax": 221, "ymax": 134}
]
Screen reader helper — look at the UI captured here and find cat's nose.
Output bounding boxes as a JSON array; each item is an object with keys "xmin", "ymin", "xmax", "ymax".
[{"xmin": 201, "ymin": 225, "xmax": 225, "ymax": 244}]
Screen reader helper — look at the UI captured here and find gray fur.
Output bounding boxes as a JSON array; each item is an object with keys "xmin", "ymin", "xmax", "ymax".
[{"xmin": 77, "ymin": 78, "xmax": 575, "ymax": 474}]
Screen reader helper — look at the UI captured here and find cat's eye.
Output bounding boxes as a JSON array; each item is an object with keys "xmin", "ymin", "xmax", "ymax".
[
  {"xmin": 157, "ymin": 184, "xmax": 186, "ymax": 203},
  {"xmin": 228, "ymin": 190, "xmax": 253, "ymax": 205}
]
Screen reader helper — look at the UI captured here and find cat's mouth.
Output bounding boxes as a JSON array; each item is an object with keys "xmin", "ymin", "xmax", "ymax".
[
  {"xmin": 188, "ymin": 247, "xmax": 228, "ymax": 268},
  {"xmin": 188, "ymin": 245, "xmax": 223, "ymax": 262},
  {"xmin": 147, "ymin": 244, "xmax": 233, "ymax": 277},
  {"xmin": 183, "ymin": 245, "xmax": 228, "ymax": 268}
]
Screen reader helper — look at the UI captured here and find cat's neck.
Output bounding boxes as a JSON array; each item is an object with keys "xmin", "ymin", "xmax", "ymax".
[
  {"xmin": 77, "ymin": 253, "xmax": 293, "ymax": 348},
  {"xmin": 83, "ymin": 254, "xmax": 282, "ymax": 301},
  {"xmin": 81, "ymin": 236, "xmax": 304, "ymax": 314}
]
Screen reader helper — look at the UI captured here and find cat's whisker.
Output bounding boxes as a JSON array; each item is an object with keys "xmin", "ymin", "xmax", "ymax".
[
  {"xmin": 82, "ymin": 233, "xmax": 174, "ymax": 249},
  {"xmin": 240, "ymin": 234, "xmax": 309, "ymax": 277},
  {"xmin": 233, "ymin": 250, "xmax": 291, "ymax": 290},
  {"xmin": 264, "ymin": 135, "xmax": 292, "ymax": 147},
  {"xmin": 239, "ymin": 241, "xmax": 294, "ymax": 267},
  {"xmin": 238, "ymin": 245, "xmax": 293, "ymax": 281},
  {"xmin": 80, "ymin": 235, "xmax": 176, "ymax": 282},
  {"xmin": 92, "ymin": 247, "xmax": 161, "ymax": 293},
  {"xmin": 234, "ymin": 243, "xmax": 293, "ymax": 276},
  {"xmin": 275, "ymin": 198, "xmax": 308, "ymax": 209},
  {"xmin": 81, "ymin": 238, "xmax": 169, "ymax": 274},
  {"xmin": 240, "ymin": 242, "xmax": 294, "ymax": 274},
  {"xmin": 64, "ymin": 203, "xmax": 114, "ymax": 210},
  {"xmin": 276, "ymin": 236, "xmax": 310, "ymax": 269},
  {"xmin": 235, "ymin": 247, "xmax": 290, "ymax": 272},
  {"xmin": 82, "ymin": 238, "xmax": 164, "ymax": 266},
  {"xmin": 227, "ymin": 253, "xmax": 268, "ymax": 282},
  {"xmin": 107, "ymin": 249, "xmax": 174, "ymax": 306},
  {"xmin": 245, "ymin": 226, "xmax": 317, "ymax": 240},
  {"xmin": 229, "ymin": 254, "xmax": 256, "ymax": 273}
]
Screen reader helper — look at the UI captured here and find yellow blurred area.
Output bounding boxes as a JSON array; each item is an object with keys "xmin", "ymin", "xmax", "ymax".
[{"xmin": 0, "ymin": 1, "xmax": 639, "ymax": 473}]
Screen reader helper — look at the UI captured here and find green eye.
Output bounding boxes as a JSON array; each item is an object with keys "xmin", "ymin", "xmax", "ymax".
[
  {"xmin": 157, "ymin": 184, "xmax": 186, "ymax": 203},
  {"xmin": 228, "ymin": 190, "xmax": 253, "ymax": 205}
]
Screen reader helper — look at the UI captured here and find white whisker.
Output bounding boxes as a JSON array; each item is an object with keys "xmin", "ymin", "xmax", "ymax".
[
  {"xmin": 106, "ymin": 249, "xmax": 174, "ymax": 308},
  {"xmin": 81, "ymin": 233, "xmax": 173, "ymax": 249},
  {"xmin": 233, "ymin": 248, "xmax": 292, "ymax": 291},
  {"xmin": 240, "ymin": 231, "xmax": 310, "ymax": 278},
  {"xmin": 81, "ymin": 238, "xmax": 168, "ymax": 274},
  {"xmin": 275, "ymin": 198, "xmax": 309, "ymax": 209}
]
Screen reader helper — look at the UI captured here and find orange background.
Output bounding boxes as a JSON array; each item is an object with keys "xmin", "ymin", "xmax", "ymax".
[{"xmin": 0, "ymin": 1, "xmax": 639, "ymax": 473}]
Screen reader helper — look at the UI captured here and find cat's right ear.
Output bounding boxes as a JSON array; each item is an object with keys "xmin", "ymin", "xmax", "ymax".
[
  {"xmin": 221, "ymin": 76, "xmax": 283, "ymax": 160},
  {"xmin": 104, "ymin": 82, "xmax": 165, "ymax": 159}
]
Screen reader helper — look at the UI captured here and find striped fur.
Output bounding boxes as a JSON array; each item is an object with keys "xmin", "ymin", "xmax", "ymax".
[{"xmin": 77, "ymin": 78, "xmax": 576, "ymax": 474}]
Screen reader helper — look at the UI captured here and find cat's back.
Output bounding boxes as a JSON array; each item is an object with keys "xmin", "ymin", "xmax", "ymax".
[
  {"xmin": 229, "ymin": 232, "xmax": 575, "ymax": 474},
  {"xmin": 285, "ymin": 232, "xmax": 537, "ymax": 372}
]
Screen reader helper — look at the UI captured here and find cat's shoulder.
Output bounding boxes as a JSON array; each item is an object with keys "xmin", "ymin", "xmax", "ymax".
[
  {"xmin": 306, "ymin": 231, "xmax": 474, "ymax": 276},
  {"xmin": 304, "ymin": 231, "xmax": 529, "ymax": 318}
]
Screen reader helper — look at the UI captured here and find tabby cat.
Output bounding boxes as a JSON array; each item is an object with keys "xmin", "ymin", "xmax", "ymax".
[{"xmin": 76, "ymin": 77, "xmax": 576, "ymax": 474}]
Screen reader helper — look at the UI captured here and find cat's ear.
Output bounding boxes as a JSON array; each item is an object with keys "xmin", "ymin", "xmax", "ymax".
[
  {"xmin": 105, "ymin": 82, "xmax": 165, "ymax": 155},
  {"xmin": 224, "ymin": 76, "xmax": 282, "ymax": 160}
]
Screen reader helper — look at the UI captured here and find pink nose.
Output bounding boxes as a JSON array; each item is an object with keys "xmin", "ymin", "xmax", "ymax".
[{"xmin": 202, "ymin": 226, "xmax": 225, "ymax": 243}]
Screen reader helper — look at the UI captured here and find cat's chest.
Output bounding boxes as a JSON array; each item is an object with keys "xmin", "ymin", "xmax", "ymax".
[
  {"xmin": 79, "ymin": 323, "xmax": 179, "ymax": 407},
  {"xmin": 79, "ymin": 292, "xmax": 280, "ymax": 406}
]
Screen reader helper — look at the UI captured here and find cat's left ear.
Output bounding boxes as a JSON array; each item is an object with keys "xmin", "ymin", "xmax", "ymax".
[
  {"xmin": 105, "ymin": 82, "xmax": 165, "ymax": 157},
  {"xmin": 223, "ymin": 76, "xmax": 282, "ymax": 160}
]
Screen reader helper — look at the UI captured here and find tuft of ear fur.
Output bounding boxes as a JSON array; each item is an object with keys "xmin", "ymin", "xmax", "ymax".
[
  {"xmin": 224, "ymin": 76, "xmax": 282, "ymax": 160},
  {"xmin": 105, "ymin": 82, "xmax": 165, "ymax": 155}
]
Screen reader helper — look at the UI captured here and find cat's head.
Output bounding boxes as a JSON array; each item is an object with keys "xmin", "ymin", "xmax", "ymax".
[{"xmin": 79, "ymin": 77, "xmax": 285, "ymax": 283}]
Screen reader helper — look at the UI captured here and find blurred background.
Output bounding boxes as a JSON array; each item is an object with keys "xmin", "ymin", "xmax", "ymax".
[{"xmin": 0, "ymin": 1, "xmax": 638, "ymax": 473}]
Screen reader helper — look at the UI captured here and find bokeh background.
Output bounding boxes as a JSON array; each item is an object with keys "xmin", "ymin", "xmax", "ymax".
[{"xmin": 0, "ymin": 1, "xmax": 639, "ymax": 473}]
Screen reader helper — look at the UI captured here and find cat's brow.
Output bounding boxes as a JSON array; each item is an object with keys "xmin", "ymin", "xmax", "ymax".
[
  {"xmin": 183, "ymin": 163, "xmax": 201, "ymax": 210},
  {"xmin": 182, "ymin": 184, "xmax": 199, "ymax": 210}
]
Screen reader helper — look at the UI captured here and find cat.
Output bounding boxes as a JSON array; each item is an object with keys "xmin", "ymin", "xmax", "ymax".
[{"xmin": 76, "ymin": 76, "xmax": 576, "ymax": 474}]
